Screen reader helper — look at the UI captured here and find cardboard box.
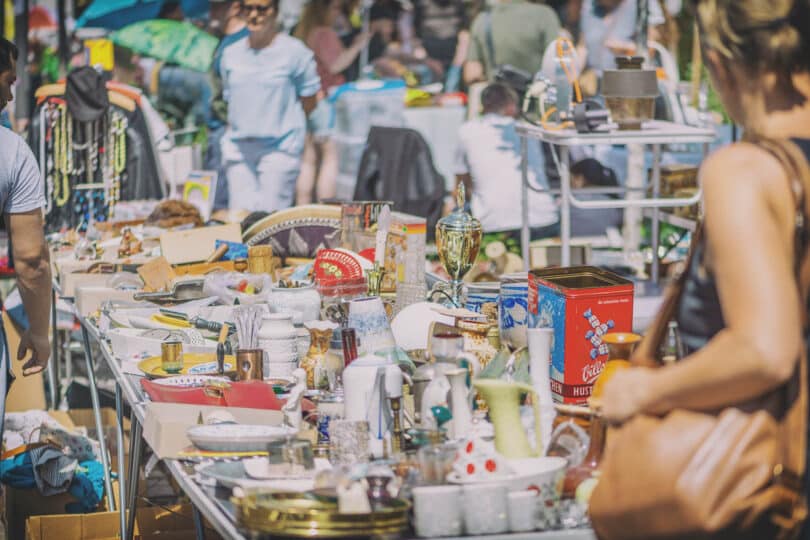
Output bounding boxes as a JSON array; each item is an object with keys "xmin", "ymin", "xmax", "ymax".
[
  {"xmin": 26, "ymin": 504, "xmax": 220, "ymax": 540},
  {"xmin": 143, "ymin": 403, "xmax": 282, "ymax": 459},
  {"xmin": 159, "ymin": 224, "xmax": 241, "ymax": 265},
  {"xmin": 5, "ymin": 313, "xmax": 46, "ymax": 412}
]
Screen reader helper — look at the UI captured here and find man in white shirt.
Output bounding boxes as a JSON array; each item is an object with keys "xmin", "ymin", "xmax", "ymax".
[{"xmin": 455, "ymin": 82, "xmax": 558, "ymax": 237}]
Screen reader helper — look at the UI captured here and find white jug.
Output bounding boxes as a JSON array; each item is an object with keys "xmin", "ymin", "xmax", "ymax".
[{"xmin": 342, "ymin": 354, "xmax": 403, "ymax": 457}]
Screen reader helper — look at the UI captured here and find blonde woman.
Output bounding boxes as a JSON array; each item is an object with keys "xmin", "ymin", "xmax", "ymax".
[{"xmin": 599, "ymin": 0, "xmax": 810, "ymax": 534}]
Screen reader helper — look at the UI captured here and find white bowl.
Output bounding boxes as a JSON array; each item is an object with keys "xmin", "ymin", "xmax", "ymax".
[
  {"xmin": 391, "ymin": 302, "xmax": 456, "ymax": 351},
  {"xmin": 447, "ymin": 456, "xmax": 566, "ymax": 493}
]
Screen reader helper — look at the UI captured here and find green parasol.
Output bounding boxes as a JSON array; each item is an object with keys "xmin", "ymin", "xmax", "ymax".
[{"xmin": 111, "ymin": 19, "xmax": 218, "ymax": 73}]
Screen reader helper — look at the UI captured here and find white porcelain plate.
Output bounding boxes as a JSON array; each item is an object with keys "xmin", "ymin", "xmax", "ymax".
[
  {"xmin": 186, "ymin": 424, "xmax": 297, "ymax": 452},
  {"xmin": 151, "ymin": 375, "xmax": 230, "ymax": 388}
]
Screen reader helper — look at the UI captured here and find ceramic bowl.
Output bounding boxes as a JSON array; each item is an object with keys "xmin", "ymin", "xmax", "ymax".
[
  {"xmin": 187, "ymin": 424, "xmax": 296, "ymax": 452},
  {"xmin": 447, "ymin": 456, "xmax": 566, "ymax": 493}
]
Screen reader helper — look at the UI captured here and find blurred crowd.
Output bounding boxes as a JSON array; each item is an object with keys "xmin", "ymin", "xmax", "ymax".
[{"xmin": 3, "ymin": 0, "xmax": 686, "ymax": 239}]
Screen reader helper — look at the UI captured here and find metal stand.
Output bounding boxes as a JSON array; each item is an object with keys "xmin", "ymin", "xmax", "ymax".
[
  {"xmin": 517, "ymin": 121, "xmax": 715, "ymax": 280},
  {"xmin": 126, "ymin": 414, "xmax": 143, "ymax": 540},
  {"xmin": 48, "ymin": 287, "xmax": 58, "ymax": 409},
  {"xmin": 115, "ymin": 383, "xmax": 127, "ymax": 538},
  {"xmin": 192, "ymin": 506, "xmax": 206, "ymax": 540},
  {"xmin": 80, "ymin": 324, "xmax": 115, "ymax": 511}
]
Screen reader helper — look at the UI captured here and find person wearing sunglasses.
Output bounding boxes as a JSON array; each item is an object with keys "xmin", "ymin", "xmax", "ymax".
[{"xmin": 219, "ymin": 0, "xmax": 322, "ymax": 212}]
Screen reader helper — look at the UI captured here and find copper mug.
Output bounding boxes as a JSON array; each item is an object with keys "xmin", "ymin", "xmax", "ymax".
[{"xmin": 236, "ymin": 349, "xmax": 263, "ymax": 381}]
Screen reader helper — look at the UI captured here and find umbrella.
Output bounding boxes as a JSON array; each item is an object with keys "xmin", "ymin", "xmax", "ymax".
[
  {"xmin": 76, "ymin": 0, "xmax": 210, "ymax": 31},
  {"xmin": 111, "ymin": 19, "xmax": 218, "ymax": 72},
  {"xmin": 29, "ymin": 6, "xmax": 57, "ymax": 30}
]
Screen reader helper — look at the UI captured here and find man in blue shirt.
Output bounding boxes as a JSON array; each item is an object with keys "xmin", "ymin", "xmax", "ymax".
[
  {"xmin": 220, "ymin": 0, "xmax": 321, "ymax": 213},
  {"xmin": 0, "ymin": 38, "xmax": 53, "ymax": 439}
]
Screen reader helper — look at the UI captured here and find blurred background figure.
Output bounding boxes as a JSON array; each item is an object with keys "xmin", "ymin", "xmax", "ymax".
[
  {"xmin": 219, "ymin": 0, "xmax": 321, "ymax": 212},
  {"xmin": 294, "ymin": 0, "xmax": 371, "ymax": 204}
]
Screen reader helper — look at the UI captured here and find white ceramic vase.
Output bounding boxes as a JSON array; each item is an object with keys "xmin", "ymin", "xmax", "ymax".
[{"xmin": 527, "ymin": 327, "xmax": 556, "ymax": 453}]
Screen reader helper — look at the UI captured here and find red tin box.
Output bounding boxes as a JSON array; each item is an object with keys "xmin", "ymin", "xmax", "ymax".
[{"xmin": 529, "ymin": 267, "xmax": 634, "ymax": 404}]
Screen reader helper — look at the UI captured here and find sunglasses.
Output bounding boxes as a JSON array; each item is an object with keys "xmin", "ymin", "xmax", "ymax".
[{"xmin": 240, "ymin": 2, "xmax": 273, "ymax": 15}]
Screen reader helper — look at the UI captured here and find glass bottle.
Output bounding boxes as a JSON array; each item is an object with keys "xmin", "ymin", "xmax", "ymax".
[
  {"xmin": 661, "ymin": 321, "xmax": 685, "ymax": 364},
  {"xmin": 561, "ymin": 413, "xmax": 606, "ymax": 499}
]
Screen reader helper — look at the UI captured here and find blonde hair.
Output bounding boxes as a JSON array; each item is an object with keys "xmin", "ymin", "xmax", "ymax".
[
  {"xmin": 294, "ymin": 0, "xmax": 332, "ymax": 42},
  {"xmin": 692, "ymin": 0, "xmax": 810, "ymax": 76}
]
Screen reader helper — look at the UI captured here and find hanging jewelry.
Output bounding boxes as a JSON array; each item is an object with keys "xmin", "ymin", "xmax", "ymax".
[
  {"xmin": 108, "ymin": 112, "xmax": 127, "ymax": 219},
  {"xmin": 53, "ymin": 104, "xmax": 71, "ymax": 208}
]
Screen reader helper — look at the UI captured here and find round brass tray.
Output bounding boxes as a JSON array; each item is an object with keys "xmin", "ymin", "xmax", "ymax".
[{"xmin": 233, "ymin": 491, "xmax": 411, "ymax": 538}]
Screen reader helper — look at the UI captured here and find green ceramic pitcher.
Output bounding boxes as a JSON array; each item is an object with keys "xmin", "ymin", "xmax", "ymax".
[{"xmin": 472, "ymin": 378, "xmax": 543, "ymax": 459}]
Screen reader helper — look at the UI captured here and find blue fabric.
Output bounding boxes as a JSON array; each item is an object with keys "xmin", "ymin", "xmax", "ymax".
[
  {"xmin": 0, "ymin": 452, "xmax": 36, "ymax": 489},
  {"xmin": 214, "ymin": 240, "xmax": 248, "ymax": 261},
  {"xmin": 220, "ymin": 34, "xmax": 321, "ymax": 155},
  {"xmin": 66, "ymin": 461, "xmax": 105, "ymax": 513}
]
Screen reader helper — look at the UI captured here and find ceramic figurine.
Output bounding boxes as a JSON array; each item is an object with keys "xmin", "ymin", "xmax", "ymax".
[
  {"xmin": 301, "ymin": 321, "xmax": 338, "ymax": 389},
  {"xmin": 282, "ymin": 368, "xmax": 308, "ymax": 430},
  {"xmin": 446, "ymin": 368, "xmax": 474, "ymax": 440}
]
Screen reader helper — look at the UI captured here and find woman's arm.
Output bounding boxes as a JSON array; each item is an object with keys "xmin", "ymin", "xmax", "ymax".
[{"xmin": 601, "ymin": 144, "xmax": 804, "ymax": 421}]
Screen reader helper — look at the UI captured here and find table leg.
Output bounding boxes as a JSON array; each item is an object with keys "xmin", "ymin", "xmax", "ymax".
[
  {"xmin": 48, "ymin": 287, "xmax": 58, "ymax": 410},
  {"xmin": 126, "ymin": 414, "xmax": 143, "ymax": 540},
  {"xmin": 560, "ymin": 146, "xmax": 571, "ymax": 267},
  {"xmin": 80, "ymin": 324, "xmax": 115, "ymax": 511},
  {"xmin": 192, "ymin": 506, "xmax": 205, "ymax": 540},
  {"xmin": 115, "ymin": 383, "xmax": 127, "ymax": 539},
  {"xmin": 520, "ymin": 134, "xmax": 530, "ymax": 270},
  {"xmin": 651, "ymin": 144, "xmax": 662, "ymax": 284}
]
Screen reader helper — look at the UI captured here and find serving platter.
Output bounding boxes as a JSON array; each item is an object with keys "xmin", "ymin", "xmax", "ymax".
[{"xmin": 137, "ymin": 353, "xmax": 236, "ymax": 379}]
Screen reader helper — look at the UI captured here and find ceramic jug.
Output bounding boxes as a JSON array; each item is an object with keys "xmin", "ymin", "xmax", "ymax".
[
  {"xmin": 473, "ymin": 379, "xmax": 542, "ymax": 459},
  {"xmin": 342, "ymin": 353, "xmax": 403, "ymax": 457}
]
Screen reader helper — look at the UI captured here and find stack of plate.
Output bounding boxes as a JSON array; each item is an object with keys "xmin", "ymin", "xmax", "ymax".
[{"xmin": 234, "ymin": 491, "xmax": 410, "ymax": 538}]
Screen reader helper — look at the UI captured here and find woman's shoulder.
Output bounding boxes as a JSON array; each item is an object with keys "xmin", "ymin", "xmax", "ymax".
[{"xmin": 701, "ymin": 142, "xmax": 790, "ymax": 198}]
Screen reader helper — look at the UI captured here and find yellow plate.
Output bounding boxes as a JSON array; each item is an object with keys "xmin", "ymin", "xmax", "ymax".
[{"xmin": 138, "ymin": 353, "xmax": 237, "ymax": 379}]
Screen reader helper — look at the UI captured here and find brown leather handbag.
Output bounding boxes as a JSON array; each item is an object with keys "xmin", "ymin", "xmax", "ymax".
[{"xmin": 589, "ymin": 139, "xmax": 810, "ymax": 540}]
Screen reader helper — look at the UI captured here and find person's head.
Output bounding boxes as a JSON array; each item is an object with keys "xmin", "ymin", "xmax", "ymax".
[
  {"xmin": 370, "ymin": 0, "xmax": 400, "ymax": 44},
  {"xmin": 481, "ymin": 82, "xmax": 519, "ymax": 117},
  {"xmin": 158, "ymin": 0, "xmax": 184, "ymax": 20},
  {"xmin": 239, "ymin": 0, "xmax": 280, "ymax": 33},
  {"xmin": 0, "ymin": 38, "xmax": 18, "ymax": 114},
  {"xmin": 209, "ymin": 0, "xmax": 243, "ymax": 36},
  {"xmin": 690, "ymin": 0, "xmax": 810, "ymax": 128},
  {"xmin": 294, "ymin": 0, "xmax": 342, "ymax": 41}
]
